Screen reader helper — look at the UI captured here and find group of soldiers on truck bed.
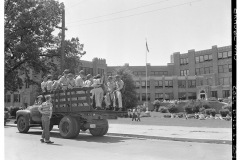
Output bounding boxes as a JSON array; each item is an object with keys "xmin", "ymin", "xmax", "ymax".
[{"xmin": 40, "ymin": 69, "xmax": 124, "ymax": 111}]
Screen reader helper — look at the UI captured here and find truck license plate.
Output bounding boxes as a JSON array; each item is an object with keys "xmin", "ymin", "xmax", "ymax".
[{"xmin": 90, "ymin": 124, "xmax": 96, "ymax": 128}]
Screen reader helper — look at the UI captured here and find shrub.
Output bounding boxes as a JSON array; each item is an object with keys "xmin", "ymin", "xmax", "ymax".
[
  {"xmin": 158, "ymin": 106, "xmax": 169, "ymax": 113},
  {"xmin": 219, "ymin": 109, "xmax": 230, "ymax": 117},
  {"xmin": 199, "ymin": 107, "xmax": 205, "ymax": 113},
  {"xmin": 168, "ymin": 104, "xmax": 178, "ymax": 113},
  {"xmin": 222, "ymin": 103, "xmax": 232, "ymax": 111},
  {"xmin": 204, "ymin": 108, "xmax": 216, "ymax": 116}
]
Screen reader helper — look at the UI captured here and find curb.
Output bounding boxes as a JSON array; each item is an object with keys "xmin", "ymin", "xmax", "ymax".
[{"xmin": 5, "ymin": 124, "xmax": 231, "ymax": 145}]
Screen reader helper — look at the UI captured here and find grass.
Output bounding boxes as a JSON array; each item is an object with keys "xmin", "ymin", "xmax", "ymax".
[{"xmin": 108, "ymin": 112, "xmax": 232, "ymax": 128}]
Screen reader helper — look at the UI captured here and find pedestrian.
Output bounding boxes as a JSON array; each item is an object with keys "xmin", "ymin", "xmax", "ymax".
[
  {"xmin": 132, "ymin": 107, "xmax": 137, "ymax": 121},
  {"xmin": 136, "ymin": 106, "xmax": 141, "ymax": 121},
  {"xmin": 113, "ymin": 75, "xmax": 124, "ymax": 111},
  {"xmin": 91, "ymin": 74, "xmax": 104, "ymax": 110},
  {"xmin": 38, "ymin": 95, "xmax": 54, "ymax": 144},
  {"xmin": 75, "ymin": 70, "xmax": 85, "ymax": 87}
]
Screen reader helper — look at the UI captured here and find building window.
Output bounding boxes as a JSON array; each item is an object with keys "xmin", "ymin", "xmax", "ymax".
[
  {"xmin": 155, "ymin": 81, "xmax": 163, "ymax": 88},
  {"xmin": 155, "ymin": 93, "xmax": 163, "ymax": 100},
  {"xmin": 142, "ymin": 93, "xmax": 150, "ymax": 101},
  {"xmin": 219, "ymin": 77, "xmax": 230, "ymax": 85},
  {"xmin": 211, "ymin": 91, "xmax": 218, "ymax": 98},
  {"xmin": 210, "ymin": 66, "xmax": 213, "ymax": 73},
  {"xmin": 204, "ymin": 67, "xmax": 210, "ymax": 74},
  {"xmin": 180, "ymin": 58, "xmax": 188, "ymax": 65},
  {"xmin": 165, "ymin": 80, "xmax": 173, "ymax": 88},
  {"xmin": 218, "ymin": 51, "xmax": 232, "ymax": 59},
  {"xmin": 218, "ymin": 65, "xmax": 229, "ymax": 73},
  {"xmin": 178, "ymin": 80, "xmax": 186, "ymax": 88},
  {"xmin": 228, "ymin": 51, "xmax": 232, "ymax": 57},
  {"xmin": 151, "ymin": 71, "xmax": 168, "ymax": 76},
  {"xmin": 5, "ymin": 95, "xmax": 11, "ymax": 103},
  {"xmin": 97, "ymin": 68, "xmax": 104, "ymax": 75},
  {"xmin": 222, "ymin": 90, "xmax": 230, "ymax": 98},
  {"xmin": 141, "ymin": 81, "xmax": 150, "ymax": 88},
  {"xmin": 188, "ymin": 80, "xmax": 196, "ymax": 88},
  {"xmin": 165, "ymin": 93, "xmax": 174, "ymax": 100},
  {"xmin": 206, "ymin": 78, "xmax": 212, "ymax": 86},
  {"xmin": 218, "ymin": 52, "xmax": 223, "ymax": 59},
  {"xmin": 135, "ymin": 81, "xmax": 140, "ymax": 89},
  {"xmin": 14, "ymin": 94, "xmax": 20, "ymax": 102},
  {"xmin": 195, "ymin": 68, "xmax": 200, "ymax": 75},
  {"xmin": 229, "ymin": 64, "xmax": 232, "ymax": 72},
  {"xmin": 208, "ymin": 54, "xmax": 213, "ymax": 60},
  {"xmin": 180, "ymin": 70, "xmax": 189, "ymax": 76},
  {"xmin": 200, "ymin": 68, "xmax": 204, "ymax": 75},
  {"xmin": 178, "ymin": 92, "xmax": 187, "ymax": 100},
  {"xmin": 195, "ymin": 57, "xmax": 199, "ymax": 63},
  {"xmin": 222, "ymin": 52, "xmax": 228, "ymax": 58},
  {"xmin": 188, "ymin": 92, "xmax": 196, "ymax": 100}
]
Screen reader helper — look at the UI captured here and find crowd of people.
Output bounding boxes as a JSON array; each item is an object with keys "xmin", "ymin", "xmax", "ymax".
[{"xmin": 40, "ymin": 69, "xmax": 124, "ymax": 111}]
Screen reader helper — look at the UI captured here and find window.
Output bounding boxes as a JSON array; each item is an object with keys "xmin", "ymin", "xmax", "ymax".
[
  {"xmin": 141, "ymin": 81, "xmax": 149, "ymax": 88},
  {"xmin": 165, "ymin": 93, "xmax": 174, "ymax": 100},
  {"xmin": 180, "ymin": 70, "xmax": 184, "ymax": 76},
  {"xmin": 137, "ymin": 93, "xmax": 141, "ymax": 101},
  {"xmin": 200, "ymin": 68, "xmax": 204, "ymax": 75},
  {"xmin": 155, "ymin": 93, "xmax": 164, "ymax": 100},
  {"xmin": 206, "ymin": 78, "xmax": 212, "ymax": 86},
  {"xmin": 210, "ymin": 66, "xmax": 213, "ymax": 73},
  {"xmin": 195, "ymin": 57, "xmax": 199, "ymax": 63},
  {"xmin": 151, "ymin": 71, "xmax": 168, "ymax": 76},
  {"xmin": 155, "ymin": 81, "xmax": 163, "ymax": 88},
  {"xmin": 219, "ymin": 77, "xmax": 230, "ymax": 85},
  {"xmin": 163, "ymin": 71, "xmax": 168, "ymax": 76},
  {"xmin": 165, "ymin": 80, "xmax": 173, "ymax": 88},
  {"xmin": 188, "ymin": 80, "xmax": 196, "ymax": 88},
  {"xmin": 178, "ymin": 92, "xmax": 187, "ymax": 100},
  {"xmin": 204, "ymin": 55, "xmax": 209, "ymax": 61},
  {"xmin": 218, "ymin": 52, "xmax": 223, "ymax": 59},
  {"xmin": 6, "ymin": 95, "xmax": 11, "ymax": 103},
  {"xmin": 180, "ymin": 70, "xmax": 189, "ymax": 76},
  {"xmin": 229, "ymin": 64, "xmax": 232, "ymax": 72},
  {"xmin": 228, "ymin": 51, "xmax": 232, "ymax": 57},
  {"xmin": 97, "ymin": 68, "xmax": 104, "ymax": 75},
  {"xmin": 222, "ymin": 90, "xmax": 230, "ymax": 98},
  {"xmin": 208, "ymin": 54, "xmax": 213, "ymax": 60},
  {"xmin": 178, "ymin": 80, "xmax": 186, "ymax": 88},
  {"xmin": 14, "ymin": 94, "xmax": 20, "ymax": 102},
  {"xmin": 135, "ymin": 81, "xmax": 140, "ymax": 89},
  {"xmin": 195, "ymin": 68, "xmax": 200, "ymax": 75},
  {"xmin": 180, "ymin": 58, "xmax": 188, "ymax": 65},
  {"xmin": 142, "ymin": 93, "xmax": 150, "ymax": 101},
  {"xmin": 199, "ymin": 56, "xmax": 204, "ymax": 62},
  {"xmin": 211, "ymin": 91, "xmax": 218, "ymax": 98},
  {"xmin": 218, "ymin": 65, "xmax": 228, "ymax": 73},
  {"xmin": 188, "ymin": 92, "xmax": 196, "ymax": 100},
  {"xmin": 222, "ymin": 52, "xmax": 228, "ymax": 58}
]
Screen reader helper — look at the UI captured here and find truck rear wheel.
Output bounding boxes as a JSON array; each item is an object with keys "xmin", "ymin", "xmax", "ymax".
[
  {"xmin": 89, "ymin": 119, "xmax": 108, "ymax": 136},
  {"xmin": 17, "ymin": 116, "xmax": 30, "ymax": 133},
  {"xmin": 59, "ymin": 116, "xmax": 78, "ymax": 139}
]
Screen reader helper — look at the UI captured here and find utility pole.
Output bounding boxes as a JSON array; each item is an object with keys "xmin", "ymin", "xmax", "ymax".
[{"xmin": 56, "ymin": 4, "xmax": 67, "ymax": 72}]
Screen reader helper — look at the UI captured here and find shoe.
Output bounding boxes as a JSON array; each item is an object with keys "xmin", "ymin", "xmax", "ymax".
[
  {"xmin": 40, "ymin": 139, "xmax": 44, "ymax": 143},
  {"xmin": 45, "ymin": 141, "xmax": 54, "ymax": 144}
]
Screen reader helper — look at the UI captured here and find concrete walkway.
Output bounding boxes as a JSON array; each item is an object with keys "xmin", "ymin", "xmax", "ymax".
[{"xmin": 6, "ymin": 119, "xmax": 232, "ymax": 144}]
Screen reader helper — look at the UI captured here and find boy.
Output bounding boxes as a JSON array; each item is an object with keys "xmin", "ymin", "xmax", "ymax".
[{"xmin": 38, "ymin": 95, "xmax": 54, "ymax": 144}]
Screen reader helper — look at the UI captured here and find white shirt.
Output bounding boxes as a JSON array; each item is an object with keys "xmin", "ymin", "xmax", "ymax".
[
  {"xmin": 75, "ymin": 75, "xmax": 85, "ymax": 87},
  {"xmin": 46, "ymin": 80, "xmax": 53, "ymax": 91},
  {"xmin": 41, "ymin": 81, "xmax": 47, "ymax": 92},
  {"xmin": 115, "ymin": 80, "xmax": 124, "ymax": 91}
]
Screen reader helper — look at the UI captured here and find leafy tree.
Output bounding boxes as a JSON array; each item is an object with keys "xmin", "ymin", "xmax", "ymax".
[{"xmin": 113, "ymin": 67, "xmax": 138, "ymax": 109}]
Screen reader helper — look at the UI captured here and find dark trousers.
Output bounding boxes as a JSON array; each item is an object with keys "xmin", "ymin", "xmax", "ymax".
[{"xmin": 132, "ymin": 113, "xmax": 137, "ymax": 121}]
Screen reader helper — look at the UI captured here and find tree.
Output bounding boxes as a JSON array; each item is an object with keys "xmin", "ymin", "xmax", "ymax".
[
  {"xmin": 5, "ymin": 0, "xmax": 63, "ymax": 92},
  {"xmin": 113, "ymin": 67, "xmax": 138, "ymax": 109}
]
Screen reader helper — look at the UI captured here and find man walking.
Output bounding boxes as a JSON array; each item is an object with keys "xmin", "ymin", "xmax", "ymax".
[{"xmin": 38, "ymin": 95, "xmax": 54, "ymax": 144}]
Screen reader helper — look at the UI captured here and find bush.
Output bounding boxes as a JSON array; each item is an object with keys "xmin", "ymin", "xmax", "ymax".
[
  {"xmin": 167, "ymin": 104, "xmax": 178, "ymax": 113},
  {"xmin": 158, "ymin": 106, "xmax": 169, "ymax": 113},
  {"xmin": 219, "ymin": 109, "xmax": 230, "ymax": 117},
  {"xmin": 199, "ymin": 107, "xmax": 205, "ymax": 113},
  {"xmin": 204, "ymin": 108, "xmax": 216, "ymax": 116},
  {"xmin": 222, "ymin": 103, "xmax": 232, "ymax": 111}
]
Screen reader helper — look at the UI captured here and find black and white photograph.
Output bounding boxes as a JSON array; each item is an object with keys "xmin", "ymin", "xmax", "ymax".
[{"xmin": 3, "ymin": 0, "xmax": 236, "ymax": 159}]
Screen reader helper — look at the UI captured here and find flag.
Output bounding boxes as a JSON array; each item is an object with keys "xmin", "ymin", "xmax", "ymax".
[{"xmin": 146, "ymin": 41, "xmax": 149, "ymax": 52}]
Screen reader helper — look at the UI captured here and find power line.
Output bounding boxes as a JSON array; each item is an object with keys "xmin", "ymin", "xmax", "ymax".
[
  {"xmin": 68, "ymin": 0, "xmax": 202, "ymax": 27},
  {"xmin": 67, "ymin": 0, "xmax": 169, "ymax": 24}
]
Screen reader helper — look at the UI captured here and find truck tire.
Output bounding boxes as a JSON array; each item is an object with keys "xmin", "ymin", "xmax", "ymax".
[
  {"xmin": 17, "ymin": 116, "xmax": 30, "ymax": 133},
  {"xmin": 59, "ymin": 116, "xmax": 78, "ymax": 139},
  {"xmin": 89, "ymin": 119, "xmax": 109, "ymax": 136},
  {"xmin": 71, "ymin": 119, "xmax": 81, "ymax": 138}
]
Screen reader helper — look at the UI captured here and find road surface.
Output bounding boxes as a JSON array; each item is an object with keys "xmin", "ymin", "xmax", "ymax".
[{"xmin": 4, "ymin": 126, "xmax": 231, "ymax": 160}]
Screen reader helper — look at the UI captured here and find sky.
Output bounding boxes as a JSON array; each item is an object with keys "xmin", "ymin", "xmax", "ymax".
[{"xmin": 58, "ymin": 0, "xmax": 231, "ymax": 66}]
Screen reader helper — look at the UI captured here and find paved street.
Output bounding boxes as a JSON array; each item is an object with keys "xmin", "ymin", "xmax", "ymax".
[{"xmin": 4, "ymin": 125, "xmax": 231, "ymax": 160}]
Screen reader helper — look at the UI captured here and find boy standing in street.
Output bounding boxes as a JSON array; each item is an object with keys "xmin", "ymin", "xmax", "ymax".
[{"xmin": 38, "ymin": 95, "xmax": 54, "ymax": 144}]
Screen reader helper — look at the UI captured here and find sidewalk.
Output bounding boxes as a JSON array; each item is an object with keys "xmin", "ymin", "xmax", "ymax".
[{"xmin": 6, "ymin": 119, "xmax": 232, "ymax": 144}]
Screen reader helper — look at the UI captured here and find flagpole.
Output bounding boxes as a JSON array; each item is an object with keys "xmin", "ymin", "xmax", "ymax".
[{"xmin": 145, "ymin": 39, "xmax": 148, "ymax": 111}]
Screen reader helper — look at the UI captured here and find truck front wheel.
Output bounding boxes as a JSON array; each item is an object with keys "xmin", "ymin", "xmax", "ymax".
[
  {"xmin": 17, "ymin": 116, "xmax": 30, "ymax": 133},
  {"xmin": 59, "ymin": 116, "xmax": 78, "ymax": 139}
]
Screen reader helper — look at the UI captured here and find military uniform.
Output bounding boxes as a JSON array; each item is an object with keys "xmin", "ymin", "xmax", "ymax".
[{"xmin": 113, "ymin": 79, "xmax": 124, "ymax": 110}]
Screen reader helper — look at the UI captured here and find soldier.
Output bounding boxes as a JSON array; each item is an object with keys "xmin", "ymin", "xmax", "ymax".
[
  {"xmin": 52, "ymin": 75, "xmax": 62, "ymax": 91},
  {"xmin": 59, "ymin": 69, "xmax": 69, "ymax": 90},
  {"xmin": 113, "ymin": 75, "xmax": 124, "ymax": 111},
  {"xmin": 75, "ymin": 70, "xmax": 85, "ymax": 87},
  {"xmin": 91, "ymin": 74, "xmax": 104, "ymax": 110},
  {"xmin": 104, "ymin": 76, "xmax": 116, "ymax": 110},
  {"xmin": 46, "ymin": 74, "xmax": 53, "ymax": 92},
  {"xmin": 41, "ymin": 76, "xmax": 47, "ymax": 93},
  {"xmin": 67, "ymin": 73, "xmax": 76, "ymax": 89},
  {"xmin": 38, "ymin": 95, "xmax": 54, "ymax": 144}
]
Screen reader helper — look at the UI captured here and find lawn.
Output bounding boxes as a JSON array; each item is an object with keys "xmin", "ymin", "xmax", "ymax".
[{"xmin": 108, "ymin": 112, "xmax": 232, "ymax": 128}]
